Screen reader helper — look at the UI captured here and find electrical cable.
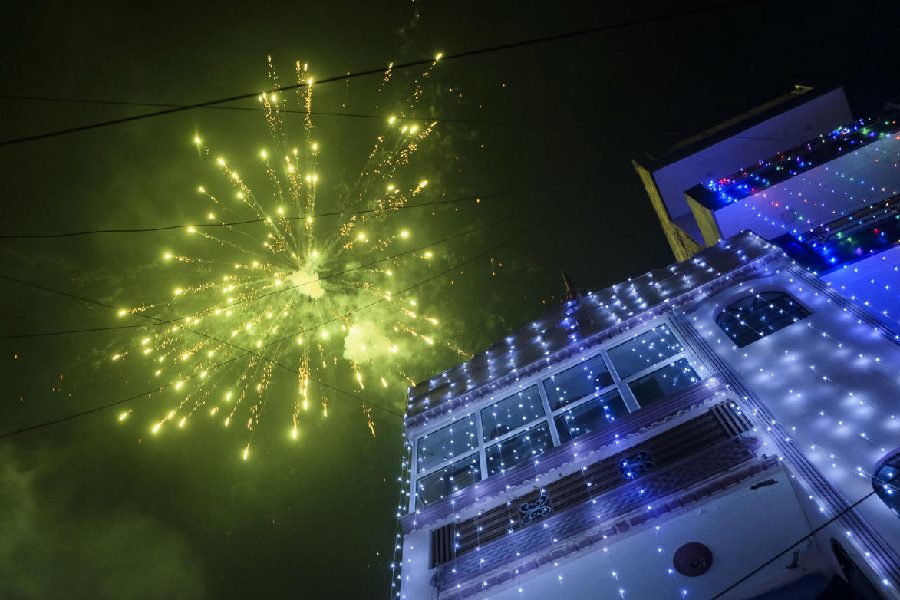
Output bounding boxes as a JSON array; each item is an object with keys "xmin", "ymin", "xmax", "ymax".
[
  {"xmin": 710, "ymin": 490, "xmax": 877, "ymax": 599},
  {"xmin": 0, "ymin": 0, "xmax": 769, "ymax": 148},
  {"xmin": 0, "ymin": 180, "xmax": 582, "ymax": 240},
  {"xmin": 0, "ymin": 94, "xmax": 816, "ymax": 145},
  {"xmin": 0, "ymin": 202, "xmax": 573, "ymax": 438},
  {"xmin": 0, "ymin": 195, "xmax": 553, "ymax": 340},
  {"xmin": 0, "ymin": 93, "xmax": 557, "ymax": 130}
]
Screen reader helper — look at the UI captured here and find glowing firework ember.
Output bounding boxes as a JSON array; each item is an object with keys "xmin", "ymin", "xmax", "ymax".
[{"xmin": 112, "ymin": 55, "xmax": 466, "ymax": 454}]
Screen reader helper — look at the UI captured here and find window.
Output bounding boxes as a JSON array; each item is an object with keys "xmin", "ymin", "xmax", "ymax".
[
  {"xmin": 417, "ymin": 415, "xmax": 478, "ymax": 472},
  {"xmin": 628, "ymin": 358, "xmax": 700, "ymax": 407},
  {"xmin": 409, "ymin": 318, "xmax": 705, "ymax": 512},
  {"xmin": 716, "ymin": 291, "xmax": 810, "ymax": 348},
  {"xmin": 416, "ymin": 454, "xmax": 482, "ymax": 508},
  {"xmin": 543, "ymin": 353, "xmax": 614, "ymax": 410},
  {"xmin": 481, "ymin": 386, "xmax": 544, "ymax": 442},
  {"xmin": 873, "ymin": 450, "xmax": 900, "ymax": 518},
  {"xmin": 554, "ymin": 390, "xmax": 628, "ymax": 443},
  {"xmin": 608, "ymin": 324, "xmax": 684, "ymax": 379},
  {"xmin": 485, "ymin": 421, "xmax": 554, "ymax": 476}
]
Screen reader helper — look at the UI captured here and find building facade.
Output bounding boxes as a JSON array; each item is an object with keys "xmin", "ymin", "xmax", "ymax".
[
  {"xmin": 632, "ymin": 85, "xmax": 852, "ymax": 262},
  {"xmin": 394, "ymin": 232, "xmax": 900, "ymax": 599},
  {"xmin": 634, "ymin": 85, "xmax": 900, "ymax": 329},
  {"xmin": 684, "ymin": 112, "xmax": 900, "ymax": 329}
]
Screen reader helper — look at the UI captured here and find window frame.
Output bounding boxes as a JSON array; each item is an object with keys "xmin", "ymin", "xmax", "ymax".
[
  {"xmin": 542, "ymin": 351, "xmax": 615, "ymax": 411},
  {"xmin": 414, "ymin": 451, "xmax": 483, "ymax": 509},
  {"xmin": 479, "ymin": 384, "xmax": 547, "ymax": 443},
  {"xmin": 408, "ymin": 318, "xmax": 706, "ymax": 512},
  {"xmin": 552, "ymin": 386, "xmax": 629, "ymax": 445},
  {"xmin": 415, "ymin": 414, "xmax": 480, "ymax": 474},
  {"xmin": 484, "ymin": 419, "xmax": 556, "ymax": 477}
]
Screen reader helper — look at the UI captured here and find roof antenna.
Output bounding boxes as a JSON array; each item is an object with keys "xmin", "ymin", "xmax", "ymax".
[{"xmin": 562, "ymin": 270, "xmax": 581, "ymax": 302}]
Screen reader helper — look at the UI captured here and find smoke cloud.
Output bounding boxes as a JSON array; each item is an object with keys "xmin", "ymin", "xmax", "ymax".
[{"xmin": 0, "ymin": 449, "xmax": 207, "ymax": 599}]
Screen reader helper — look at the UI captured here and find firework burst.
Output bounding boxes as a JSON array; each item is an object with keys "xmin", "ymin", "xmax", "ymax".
[{"xmin": 112, "ymin": 54, "xmax": 467, "ymax": 456}]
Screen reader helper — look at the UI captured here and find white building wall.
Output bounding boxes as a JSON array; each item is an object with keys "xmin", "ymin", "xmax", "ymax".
[
  {"xmin": 652, "ymin": 88, "xmax": 851, "ymax": 241},
  {"xmin": 398, "ymin": 235, "xmax": 900, "ymax": 599},
  {"xmin": 712, "ymin": 135, "xmax": 900, "ymax": 240},
  {"xmin": 686, "ymin": 266, "xmax": 900, "ymax": 577},
  {"xmin": 823, "ymin": 245, "xmax": 900, "ymax": 328},
  {"xmin": 482, "ymin": 469, "xmax": 827, "ymax": 600},
  {"xmin": 399, "ymin": 528, "xmax": 433, "ymax": 600}
]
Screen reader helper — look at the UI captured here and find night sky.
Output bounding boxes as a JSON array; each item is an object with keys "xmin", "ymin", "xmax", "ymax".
[{"xmin": 2, "ymin": 2, "xmax": 900, "ymax": 598}]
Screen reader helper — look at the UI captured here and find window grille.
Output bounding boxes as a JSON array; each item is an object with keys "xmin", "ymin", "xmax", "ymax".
[{"xmin": 430, "ymin": 523, "xmax": 456, "ymax": 567}]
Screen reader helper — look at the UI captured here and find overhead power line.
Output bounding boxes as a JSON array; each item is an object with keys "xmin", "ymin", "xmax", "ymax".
[
  {"xmin": 0, "ymin": 93, "xmax": 549, "ymax": 130},
  {"xmin": 0, "ymin": 0, "xmax": 767, "ymax": 148},
  {"xmin": 0, "ymin": 203, "xmax": 574, "ymax": 439},
  {"xmin": 0, "ymin": 97, "xmax": 815, "ymax": 143},
  {"xmin": 0, "ymin": 353, "xmax": 248, "ymax": 439},
  {"xmin": 0, "ymin": 181, "xmax": 579, "ymax": 240},
  {"xmin": 711, "ymin": 490, "xmax": 877, "ymax": 599},
  {"xmin": 0, "ymin": 198, "xmax": 553, "ymax": 340}
]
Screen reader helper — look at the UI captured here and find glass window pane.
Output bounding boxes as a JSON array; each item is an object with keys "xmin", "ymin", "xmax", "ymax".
[
  {"xmin": 485, "ymin": 421, "xmax": 554, "ymax": 476},
  {"xmin": 629, "ymin": 358, "xmax": 699, "ymax": 407},
  {"xmin": 481, "ymin": 386, "xmax": 545, "ymax": 442},
  {"xmin": 416, "ymin": 453, "xmax": 481, "ymax": 509},
  {"xmin": 416, "ymin": 415, "xmax": 478, "ymax": 473},
  {"xmin": 716, "ymin": 291, "xmax": 811, "ymax": 348},
  {"xmin": 554, "ymin": 390, "xmax": 628, "ymax": 444},
  {"xmin": 608, "ymin": 324, "xmax": 684, "ymax": 380},
  {"xmin": 873, "ymin": 455, "xmax": 900, "ymax": 518},
  {"xmin": 543, "ymin": 353, "xmax": 614, "ymax": 410}
]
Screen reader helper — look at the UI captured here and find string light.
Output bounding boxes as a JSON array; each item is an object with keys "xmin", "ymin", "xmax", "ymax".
[{"xmin": 395, "ymin": 232, "xmax": 900, "ymax": 597}]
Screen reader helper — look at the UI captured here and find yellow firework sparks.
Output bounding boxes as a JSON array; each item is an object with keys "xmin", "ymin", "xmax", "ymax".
[{"xmin": 112, "ymin": 56, "xmax": 459, "ymax": 458}]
